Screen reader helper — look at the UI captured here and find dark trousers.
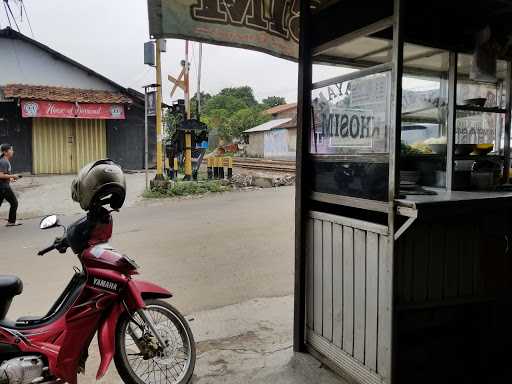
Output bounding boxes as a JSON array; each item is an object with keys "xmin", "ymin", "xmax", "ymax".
[{"xmin": 0, "ymin": 186, "xmax": 18, "ymax": 223}]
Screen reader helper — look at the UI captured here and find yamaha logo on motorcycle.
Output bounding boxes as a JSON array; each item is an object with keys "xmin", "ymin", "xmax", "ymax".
[{"xmin": 92, "ymin": 278, "xmax": 119, "ymax": 292}]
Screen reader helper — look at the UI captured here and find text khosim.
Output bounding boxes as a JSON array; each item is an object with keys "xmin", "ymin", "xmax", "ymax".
[{"xmin": 317, "ymin": 109, "xmax": 380, "ymax": 142}]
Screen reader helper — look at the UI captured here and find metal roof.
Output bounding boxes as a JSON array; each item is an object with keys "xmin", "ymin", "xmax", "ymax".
[
  {"xmin": 264, "ymin": 103, "xmax": 297, "ymax": 115},
  {"xmin": 244, "ymin": 118, "xmax": 293, "ymax": 133}
]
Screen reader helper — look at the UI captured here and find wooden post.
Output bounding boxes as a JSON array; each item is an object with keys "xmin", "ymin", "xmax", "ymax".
[
  {"xmin": 294, "ymin": 0, "xmax": 312, "ymax": 353},
  {"xmin": 213, "ymin": 157, "xmax": 219, "ymax": 179},
  {"xmin": 219, "ymin": 157, "xmax": 225, "ymax": 179},
  {"xmin": 207, "ymin": 157, "xmax": 213, "ymax": 180},
  {"xmin": 184, "ymin": 131, "xmax": 192, "ymax": 180},
  {"xmin": 227, "ymin": 157, "xmax": 233, "ymax": 179}
]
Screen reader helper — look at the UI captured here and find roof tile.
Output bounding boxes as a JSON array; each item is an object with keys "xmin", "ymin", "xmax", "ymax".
[{"xmin": 2, "ymin": 84, "xmax": 132, "ymax": 104}]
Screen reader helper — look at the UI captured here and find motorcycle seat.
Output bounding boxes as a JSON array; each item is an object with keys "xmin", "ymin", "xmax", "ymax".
[
  {"xmin": 0, "ymin": 275, "xmax": 23, "ymax": 320},
  {"xmin": 0, "ymin": 275, "xmax": 23, "ymax": 298}
]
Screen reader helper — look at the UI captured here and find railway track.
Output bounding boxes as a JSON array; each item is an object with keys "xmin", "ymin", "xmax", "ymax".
[{"xmin": 233, "ymin": 157, "xmax": 296, "ymax": 173}]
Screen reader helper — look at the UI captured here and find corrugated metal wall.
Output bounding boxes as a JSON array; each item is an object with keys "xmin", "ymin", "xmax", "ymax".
[
  {"xmin": 106, "ymin": 105, "xmax": 154, "ymax": 170},
  {"xmin": 32, "ymin": 118, "xmax": 74, "ymax": 174},
  {"xmin": 32, "ymin": 118, "xmax": 106, "ymax": 174},
  {"xmin": 75, "ymin": 119, "xmax": 106, "ymax": 170}
]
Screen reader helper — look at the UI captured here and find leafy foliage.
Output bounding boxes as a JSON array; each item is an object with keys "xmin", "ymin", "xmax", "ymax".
[
  {"xmin": 144, "ymin": 180, "xmax": 230, "ymax": 198},
  {"xmin": 201, "ymin": 86, "xmax": 272, "ymax": 141},
  {"xmin": 228, "ymin": 107, "xmax": 270, "ymax": 139},
  {"xmin": 166, "ymin": 86, "xmax": 281, "ymax": 142},
  {"xmin": 262, "ymin": 96, "xmax": 286, "ymax": 109},
  {"xmin": 190, "ymin": 91, "xmax": 212, "ymax": 118},
  {"xmin": 218, "ymin": 86, "xmax": 258, "ymax": 108}
]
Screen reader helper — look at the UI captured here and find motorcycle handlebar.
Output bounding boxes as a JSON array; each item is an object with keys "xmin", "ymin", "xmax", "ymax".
[
  {"xmin": 38, "ymin": 237, "xmax": 68, "ymax": 256},
  {"xmin": 38, "ymin": 244, "xmax": 56, "ymax": 256}
]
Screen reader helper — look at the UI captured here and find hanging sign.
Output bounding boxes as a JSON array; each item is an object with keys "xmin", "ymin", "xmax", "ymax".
[
  {"xmin": 21, "ymin": 100, "xmax": 125, "ymax": 120},
  {"xmin": 146, "ymin": 91, "xmax": 157, "ymax": 117},
  {"xmin": 147, "ymin": 0, "xmax": 300, "ymax": 60}
]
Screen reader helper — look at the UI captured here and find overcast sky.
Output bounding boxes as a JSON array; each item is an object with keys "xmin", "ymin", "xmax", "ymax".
[{"xmin": 0, "ymin": 0, "xmax": 323, "ymax": 104}]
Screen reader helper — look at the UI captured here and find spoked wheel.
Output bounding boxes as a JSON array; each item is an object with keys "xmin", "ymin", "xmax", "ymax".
[{"xmin": 114, "ymin": 299, "xmax": 196, "ymax": 384}]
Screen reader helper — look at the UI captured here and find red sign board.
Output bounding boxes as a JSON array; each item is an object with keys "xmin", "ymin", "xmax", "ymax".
[{"xmin": 21, "ymin": 100, "xmax": 125, "ymax": 120}]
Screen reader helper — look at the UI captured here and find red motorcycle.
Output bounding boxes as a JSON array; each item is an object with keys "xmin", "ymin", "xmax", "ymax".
[{"xmin": 0, "ymin": 207, "xmax": 195, "ymax": 384}]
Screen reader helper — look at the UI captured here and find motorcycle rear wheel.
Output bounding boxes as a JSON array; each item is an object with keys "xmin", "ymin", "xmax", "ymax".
[{"xmin": 114, "ymin": 299, "xmax": 196, "ymax": 384}]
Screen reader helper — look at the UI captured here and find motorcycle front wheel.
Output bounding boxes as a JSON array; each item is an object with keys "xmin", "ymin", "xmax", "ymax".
[{"xmin": 114, "ymin": 299, "xmax": 196, "ymax": 384}]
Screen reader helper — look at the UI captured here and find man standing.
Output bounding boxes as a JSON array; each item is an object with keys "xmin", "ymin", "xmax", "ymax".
[{"xmin": 0, "ymin": 144, "xmax": 21, "ymax": 226}]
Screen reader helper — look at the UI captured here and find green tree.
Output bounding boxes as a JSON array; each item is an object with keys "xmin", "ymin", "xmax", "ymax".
[
  {"xmin": 218, "ymin": 86, "xmax": 258, "ymax": 108},
  {"xmin": 189, "ymin": 86, "xmax": 272, "ymax": 142},
  {"xmin": 164, "ymin": 109, "xmax": 183, "ymax": 141},
  {"xmin": 202, "ymin": 109, "xmax": 231, "ymax": 140},
  {"xmin": 228, "ymin": 107, "xmax": 271, "ymax": 138},
  {"xmin": 190, "ymin": 91, "xmax": 212, "ymax": 119},
  {"xmin": 203, "ymin": 94, "xmax": 247, "ymax": 115},
  {"xmin": 262, "ymin": 96, "xmax": 286, "ymax": 109}
]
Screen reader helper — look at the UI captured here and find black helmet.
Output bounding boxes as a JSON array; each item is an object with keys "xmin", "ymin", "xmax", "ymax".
[{"xmin": 71, "ymin": 159, "xmax": 126, "ymax": 211}]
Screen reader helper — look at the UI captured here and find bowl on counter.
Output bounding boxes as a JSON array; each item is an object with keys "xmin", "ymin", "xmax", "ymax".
[
  {"xmin": 427, "ymin": 144, "xmax": 447, "ymax": 155},
  {"xmin": 473, "ymin": 144, "xmax": 494, "ymax": 155}
]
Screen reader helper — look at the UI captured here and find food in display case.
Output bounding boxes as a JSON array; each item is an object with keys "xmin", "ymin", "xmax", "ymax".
[{"xmin": 423, "ymin": 136, "xmax": 447, "ymax": 154}]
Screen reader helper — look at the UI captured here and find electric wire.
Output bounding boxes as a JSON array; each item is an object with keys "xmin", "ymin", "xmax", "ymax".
[
  {"xmin": 3, "ymin": 1, "xmax": 13, "ymax": 29},
  {"xmin": 20, "ymin": 0, "xmax": 34, "ymax": 37},
  {"xmin": 4, "ymin": 0, "xmax": 20, "ymax": 32}
]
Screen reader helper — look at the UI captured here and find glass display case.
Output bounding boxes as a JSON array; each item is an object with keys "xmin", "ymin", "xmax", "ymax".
[{"xmin": 309, "ymin": 71, "xmax": 391, "ymax": 201}]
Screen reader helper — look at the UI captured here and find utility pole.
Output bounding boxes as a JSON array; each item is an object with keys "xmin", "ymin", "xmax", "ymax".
[
  {"xmin": 197, "ymin": 43, "xmax": 203, "ymax": 119},
  {"xmin": 155, "ymin": 39, "xmax": 164, "ymax": 180},
  {"xmin": 144, "ymin": 90, "xmax": 149, "ymax": 188},
  {"xmin": 142, "ymin": 84, "xmax": 158, "ymax": 189},
  {"xmin": 184, "ymin": 40, "xmax": 193, "ymax": 180}
]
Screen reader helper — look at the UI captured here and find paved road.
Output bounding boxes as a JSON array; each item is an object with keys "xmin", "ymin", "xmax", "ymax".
[
  {"xmin": 0, "ymin": 187, "xmax": 294, "ymax": 319},
  {"xmin": 0, "ymin": 186, "xmax": 346, "ymax": 384},
  {"xmin": 0, "ymin": 172, "xmax": 149, "ymax": 220}
]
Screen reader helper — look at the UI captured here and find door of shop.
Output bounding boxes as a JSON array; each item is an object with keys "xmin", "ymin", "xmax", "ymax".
[
  {"xmin": 32, "ymin": 118, "xmax": 106, "ymax": 174},
  {"xmin": 74, "ymin": 119, "xmax": 107, "ymax": 170}
]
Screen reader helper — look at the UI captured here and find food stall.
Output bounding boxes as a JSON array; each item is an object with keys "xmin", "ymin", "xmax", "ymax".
[{"xmin": 294, "ymin": 1, "xmax": 512, "ymax": 383}]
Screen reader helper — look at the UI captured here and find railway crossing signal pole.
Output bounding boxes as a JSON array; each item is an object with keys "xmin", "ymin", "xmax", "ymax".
[
  {"xmin": 183, "ymin": 41, "xmax": 193, "ymax": 181},
  {"xmin": 168, "ymin": 41, "xmax": 193, "ymax": 181}
]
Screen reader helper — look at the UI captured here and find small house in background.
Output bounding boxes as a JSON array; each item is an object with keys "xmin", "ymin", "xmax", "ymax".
[
  {"xmin": 243, "ymin": 103, "xmax": 297, "ymax": 160},
  {"xmin": 0, "ymin": 27, "xmax": 156, "ymax": 174}
]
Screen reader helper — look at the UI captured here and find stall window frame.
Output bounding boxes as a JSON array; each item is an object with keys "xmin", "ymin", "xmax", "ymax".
[{"xmin": 307, "ymin": 15, "xmax": 401, "ymax": 214}]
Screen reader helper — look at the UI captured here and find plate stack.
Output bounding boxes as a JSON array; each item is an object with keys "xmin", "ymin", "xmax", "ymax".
[{"xmin": 400, "ymin": 170, "xmax": 419, "ymax": 190}]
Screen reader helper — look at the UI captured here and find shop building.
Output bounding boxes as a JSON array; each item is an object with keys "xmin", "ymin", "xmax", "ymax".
[
  {"xmin": 0, "ymin": 27, "xmax": 155, "ymax": 174},
  {"xmin": 244, "ymin": 103, "xmax": 297, "ymax": 159}
]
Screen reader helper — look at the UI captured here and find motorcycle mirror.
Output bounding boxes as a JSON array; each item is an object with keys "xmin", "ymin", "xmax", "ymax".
[{"xmin": 40, "ymin": 215, "xmax": 60, "ymax": 230}]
